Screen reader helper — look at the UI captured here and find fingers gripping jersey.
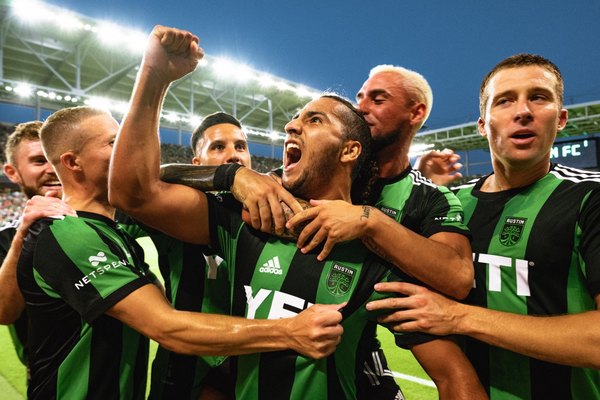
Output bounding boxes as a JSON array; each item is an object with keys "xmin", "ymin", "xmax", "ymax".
[
  {"xmin": 17, "ymin": 212, "xmax": 153, "ymax": 400},
  {"xmin": 206, "ymin": 194, "xmax": 434, "ymax": 400},
  {"xmin": 454, "ymin": 164, "xmax": 600, "ymax": 400}
]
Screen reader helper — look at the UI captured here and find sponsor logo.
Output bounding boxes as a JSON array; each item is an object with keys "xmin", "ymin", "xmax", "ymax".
[
  {"xmin": 378, "ymin": 206, "xmax": 399, "ymax": 220},
  {"xmin": 75, "ymin": 258, "xmax": 128, "ymax": 290},
  {"xmin": 89, "ymin": 251, "xmax": 107, "ymax": 266},
  {"xmin": 499, "ymin": 217, "xmax": 527, "ymax": 246},
  {"xmin": 259, "ymin": 256, "xmax": 283, "ymax": 275},
  {"xmin": 434, "ymin": 213, "xmax": 463, "ymax": 223},
  {"xmin": 244, "ymin": 286, "xmax": 313, "ymax": 319},
  {"xmin": 326, "ymin": 263, "xmax": 356, "ymax": 296}
]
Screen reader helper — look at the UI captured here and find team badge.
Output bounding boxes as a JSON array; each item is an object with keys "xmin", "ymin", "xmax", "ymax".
[
  {"xmin": 499, "ymin": 217, "xmax": 527, "ymax": 246},
  {"xmin": 326, "ymin": 263, "xmax": 356, "ymax": 296}
]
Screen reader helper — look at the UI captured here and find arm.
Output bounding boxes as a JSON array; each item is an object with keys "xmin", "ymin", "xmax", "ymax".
[
  {"xmin": 159, "ymin": 163, "xmax": 305, "ymax": 237},
  {"xmin": 414, "ymin": 149, "xmax": 463, "ymax": 187},
  {"xmin": 288, "ymin": 201, "xmax": 473, "ymax": 299},
  {"xmin": 0, "ymin": 194, "xmax": 75, "ymax": 324},
  {"xmin": 367, "ymin": 282, "xmax": 600, "ymax": 369},
  {"xmin": 412, "ymin": 339, "xmax": 487, "ymax": 400},
  {"xmin": 109, "ymin": 26, "xmax": 210, "ymax": 245},
  {"xmin": 107, "ymin": 283, "xmax": 343, "ymax": 358}
]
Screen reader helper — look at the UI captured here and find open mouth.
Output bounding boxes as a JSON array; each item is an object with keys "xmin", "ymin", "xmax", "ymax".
[
  {"xmin": 42, "ymin": 180, "xmax": 62, "ymax": 189},
  {"xmin": 285, "ymin": 142, "xmax": 302, "ymax": 169},
  {"xmin": 512, "ymin": 132, "xmax": 535, "ymax": 139}
]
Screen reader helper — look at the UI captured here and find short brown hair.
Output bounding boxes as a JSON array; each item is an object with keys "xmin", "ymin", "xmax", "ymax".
[
  {"xmin": 40, "ymin": 106, "xmax": 109, "ymax": 166},
  {"xmin": 4, "ymin": 121, "xmax": 43, "ymax": 165},
  {"xmin": 479, "ymin": 53, "xmax": 564, "ymax": 118}
]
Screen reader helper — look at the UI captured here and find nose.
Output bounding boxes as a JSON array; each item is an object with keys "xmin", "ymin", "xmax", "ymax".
[
  {"xmin": 224, "ymin": 146, "xmax": 240, "ymax": 164},
  {"xmin": 356, "ymin": 97, "xmax": 369, "ymax": 114},
  {"xmin": 514, "ymin": 98, "xmax": 533, "ymax": 123},
  {"xmin": 285, "ymin": 118, "xmax": 300, "ymax": 136},
  {"xmin": 43, "ymin": 162, "xmax": 56, "ymax": 175}
]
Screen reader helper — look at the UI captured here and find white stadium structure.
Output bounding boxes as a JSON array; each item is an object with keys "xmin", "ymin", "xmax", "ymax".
[{"xmin": 1, "ymin": 0, "xmax": 599, "ymax": 172}]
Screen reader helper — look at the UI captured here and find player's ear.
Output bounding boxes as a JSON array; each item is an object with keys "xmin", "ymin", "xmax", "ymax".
[
  {"xmin": 477, "ymin": 117, "xmax": 487, "ymax": 138},
  {"xmin": 60, "ymin": 151, "xmax": 82, "ymax": 172},
  {"xmin": 340, "ymin": 140, "xmax": 361, "ymax": 163},
  {"xmin": 3, "ymin": 163, "xmax": 22, "ymax": 185}
]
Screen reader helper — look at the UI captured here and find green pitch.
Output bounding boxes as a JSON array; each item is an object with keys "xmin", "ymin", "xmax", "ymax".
[{"xmin": 0, "ymin": 237, "xmax": 438, "ymax": 399}]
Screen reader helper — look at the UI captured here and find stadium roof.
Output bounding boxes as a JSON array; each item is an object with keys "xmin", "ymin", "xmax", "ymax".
[
  {"xmin": 0, "ymin": 0, "xmax": 321, "ymax": 146},
  {"xmin": 1, "ymin": 0, "xmax": 599, "ymax": 153},
  {"xmin": 415, "ymin": 102, "xmax": 600, "ymax": 151}
]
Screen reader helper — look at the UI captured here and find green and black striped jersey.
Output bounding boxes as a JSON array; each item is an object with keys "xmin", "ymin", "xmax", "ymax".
[
  {"xmin": 17, "ymin": 211, "xmax": 154, "ymax": 400},
  {"xmin": 118, "ymin": 212, "xmax": 230, "ymax": 399},
  {"xmin": 360, "ymin": 167, "xmax": 470, "ymax": 395},
  {"xmin": 371, "ymin": 167, "xmax": 469, "ymax": 237},
  {"xmin": 206, "ymin": 193, "xmax": 434, "ymax": 400},
  {"xmin": 454, "ymin": 164, "xmax": 600, "ymax": 400},
  {"xmin": 0, "ymin": 220, "xmax": 28, "ymax": 366}
]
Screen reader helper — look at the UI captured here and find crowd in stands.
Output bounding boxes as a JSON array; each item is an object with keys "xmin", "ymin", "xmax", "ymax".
[
  {"xmin": 0, "ymin": 187, "xmax": 26, "ymax": 225},
  {"xmin": 1, "ymin": 131, "xmax": 283, "ymax": 224}
]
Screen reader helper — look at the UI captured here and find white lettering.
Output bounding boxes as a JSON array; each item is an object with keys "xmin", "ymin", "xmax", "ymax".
[
  {"xmin": 476, "ymin": 253, "xmax": 532, "ymax": 297},
  {"xmin": 244, "ymin": 287, "xmax": 271, "ymax": 319},
  {"xmin": 478, "ymin": 253, "xmax": 512, "ymax": 292},
  {"xmin": 268, "ymin": 291, "xmax": 311, "ymax": 319}
]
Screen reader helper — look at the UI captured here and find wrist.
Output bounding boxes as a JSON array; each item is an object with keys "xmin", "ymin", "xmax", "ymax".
[{"xmin": 215, "ymin": 163, "xmax": 244, "ymax": 191}]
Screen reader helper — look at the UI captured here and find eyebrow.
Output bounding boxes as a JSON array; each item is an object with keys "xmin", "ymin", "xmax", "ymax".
[{"xmin": 356, "ymin": 88, "xmax": 388, "ymax": 100}]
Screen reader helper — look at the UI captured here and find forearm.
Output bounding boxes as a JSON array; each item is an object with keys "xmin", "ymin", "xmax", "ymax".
[
  {"xmin": 109, "ymin": 65, "xmax": 168, "ymax": 211},
  {"xmin": 0, "ymin": 232, "xmax": 25, "ymax": 324},
  {"xmin": 412, "ymin": 339, "xmax": 487, "ymax": 400},
  {"xmin": 151, "ymin": 309, "xmax": 296, "ymax": 356},
  {"xmin": 362, "ymin": 209, "xmax": 472, "ymax": 299},
  {"xmin": 454, "ymin": 301, "xmax": 600, "ymax": 369}
]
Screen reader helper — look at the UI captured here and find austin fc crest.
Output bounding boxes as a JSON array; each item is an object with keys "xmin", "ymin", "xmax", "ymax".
[
  {"xmin": 499, "ymin": 217, "xmax": 527, "ymax": 246},
  {"xmin": 326, "ymin": 263, "xmax": 356, "ymax": 296}
]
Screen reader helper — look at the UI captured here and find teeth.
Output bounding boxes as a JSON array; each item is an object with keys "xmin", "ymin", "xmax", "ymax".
[{"xmin": 286, "ymin": 143, "xmax": 300, "ymax": 151}]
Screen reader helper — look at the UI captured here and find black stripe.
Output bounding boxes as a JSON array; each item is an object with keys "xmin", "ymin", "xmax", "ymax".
[{"xmin": 87, "ymin": 316, "xmax": 122, "ymax": 399}]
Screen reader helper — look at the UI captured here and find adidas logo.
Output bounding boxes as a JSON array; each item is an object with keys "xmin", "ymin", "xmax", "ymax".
[
  {"xmin": 259, "ymin": 256, "xmax": 283, "ymax": 275},
  {"xmin": 89, "ymin": 251, "xmax": 107, "ymax": 266}
]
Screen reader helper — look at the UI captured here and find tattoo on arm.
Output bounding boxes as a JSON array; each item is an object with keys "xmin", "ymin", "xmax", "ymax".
[{"xmin": 361, "ymin": 206, "xmax": 371, "ymax": 220}]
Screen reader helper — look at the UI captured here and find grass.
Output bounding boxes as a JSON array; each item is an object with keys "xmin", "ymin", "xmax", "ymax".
[{"xmin": 0, "ymin": 237, "xmax": 438, "ymax": 399}]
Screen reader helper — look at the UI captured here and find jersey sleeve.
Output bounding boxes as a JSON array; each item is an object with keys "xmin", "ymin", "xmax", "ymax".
[
  {"xmin": 420, "ymin": 185, "xmax": 470, "ymax": 239},
  {"xmin": 579, "ymin": 187, "xmax": 600, "ymax": 296},
  {"xmin": 29, "ymin": 217, "xmax": 153, "ymax": 323}
]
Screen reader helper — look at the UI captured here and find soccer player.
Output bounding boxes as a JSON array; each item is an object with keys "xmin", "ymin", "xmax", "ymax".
[
  {"xmin": 17, "ymin": 105, "xmax": 344, "ymax": 399},
  {"xmin": 366, "ymin": 54, "xmax": 600, "ymax": 399},
  {"xmin": 110, "ymin": 25, "xmax": 486, "ymax": 399},
  {"xmin": 1, "ymin": 121, "xmax": 74, "ymax": 377},
  {"xmin": 121, "ymin": 111, "xmax": 252, "ymax": 399}
]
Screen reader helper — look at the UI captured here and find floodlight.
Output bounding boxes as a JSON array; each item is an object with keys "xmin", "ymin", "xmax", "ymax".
[
  {"xmin": 13, "ymin": 0, "xmax": 48, "ymax": 23},
  {"xmin": 163, "ymin": 112, "xmax": 180, "ymax": 123},
  {"xmin": 213, "ymin": 58, "xmax": 237, "ymax": 79},
  {"xmin": 14, "ymin": 83, "xmax": 33, "ymax": 98}
]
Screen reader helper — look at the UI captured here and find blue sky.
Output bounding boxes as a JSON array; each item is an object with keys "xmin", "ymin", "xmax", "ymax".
[{"xmin": 47, "ymin": 0, "xmax": 600, "ymax": 130}]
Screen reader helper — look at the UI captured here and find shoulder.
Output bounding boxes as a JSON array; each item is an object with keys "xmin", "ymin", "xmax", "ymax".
[{"xmin": 549, "ymin": 164, "xmax": 600, "ymax": 185}]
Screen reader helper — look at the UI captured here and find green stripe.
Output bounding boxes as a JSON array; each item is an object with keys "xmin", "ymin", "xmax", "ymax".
[
  {"xmin": 485, "ymin": 176, "xmax": 561, "ymax": 400},
  {"xmin": 57, "ymin": 323, "xmax": 92, "ymax": 398}
]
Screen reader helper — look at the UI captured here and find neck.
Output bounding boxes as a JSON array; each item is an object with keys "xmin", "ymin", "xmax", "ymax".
[
  {"xmin": 62, "ymin": 187, "xmax": 115, "ymax": 220},
  {"xmin": 376, "ymin": 139, "xmax": 411, "ymax": 178},
  {"xmin": 482, "ymin": 158, "xmax": 551, "ymax": 192}
]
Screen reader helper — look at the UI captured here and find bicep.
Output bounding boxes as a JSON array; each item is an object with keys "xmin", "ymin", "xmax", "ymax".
[
  {"xmin": 125, "ymin": 182, "xmax": 211, "ymax": 245},
  {"xmin": 429, "ymin": 231, "xmax": 472, "ymax": 259},
  {"xmin": 106, "ymin": 283, "xmax": 174, "ymax": 338}
]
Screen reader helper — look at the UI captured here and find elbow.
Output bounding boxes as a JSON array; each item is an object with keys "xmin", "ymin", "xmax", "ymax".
[
  {"xmin": 448, "ymin": 260, "xmax": 474, "ymax": 300},
  {"xmin": 0, "ymin": 307, "xmax": 22, "ymax": 325}
]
